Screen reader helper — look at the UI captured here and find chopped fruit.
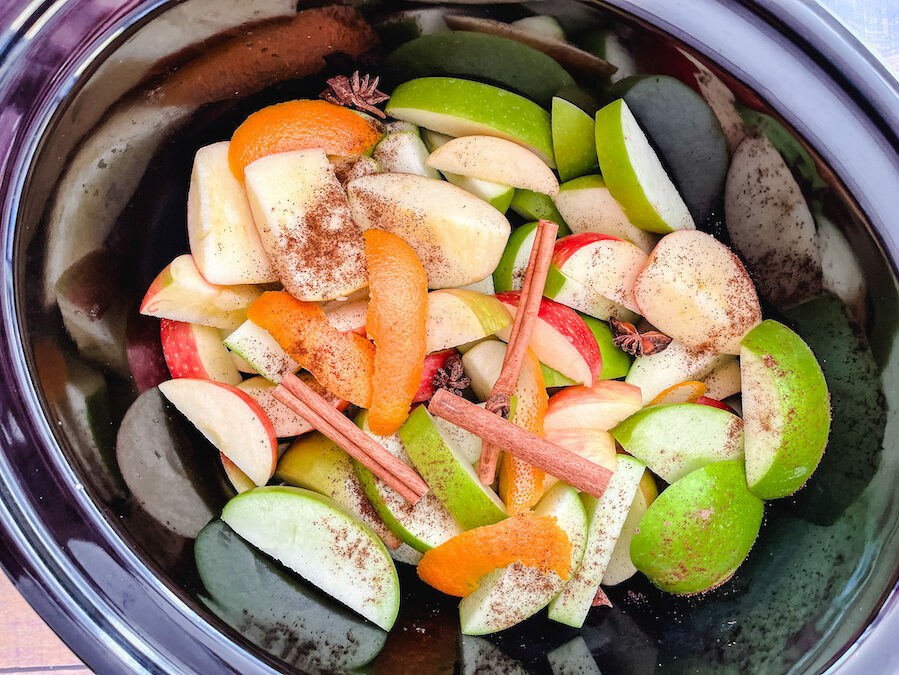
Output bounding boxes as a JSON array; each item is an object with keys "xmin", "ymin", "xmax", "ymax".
[
  {"xmin": 160, "ymin": 319, "xmax": 241, "ymax": 386},
  {"xmin": 248, "ymin": 291, "xmax": 374, "ymax": 407},
  {"xmin": 413, "ymin": 349, "xmax": 457, "ymax": 403},
  {"xmin": 417, "ymin": 513, "xmax": 572, "ymax": 597},
  {"xmin": 425, "ymin": 289, "xmax": 512, "ymax": 353},
  {"xmin": 364, "ymin": 230, "xmax": 429, "ymax": 435},
  {"xmin": 229, "ymin": 99, "xmax": 381, "ymax": 178},
  {"xmin": 237, "ymin": 374, "xmax": 348, "ymax": 439},
  {"xmin": 544, "ymin": 380, "xmax": 642, "ymax": 433},
  {"xmin": 649, "ymin": 380, "xmax": 707, "ymax": 405}
]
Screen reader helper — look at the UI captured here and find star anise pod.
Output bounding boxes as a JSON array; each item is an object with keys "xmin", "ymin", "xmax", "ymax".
[
  {"xmin": 432, "ymin": 354, "xmax": 470, "ymax": 397},
  {"xmin": 320, "ymin": 71, "xmax": 389, "ymax": 118},
  {"xmin": 609, "ymin": 318, "xmax": 672, "ymax": 357}
]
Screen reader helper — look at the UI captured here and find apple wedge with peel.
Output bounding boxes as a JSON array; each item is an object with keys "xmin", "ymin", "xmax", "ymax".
[
  {"xmin": 414, "ymin": 349, "xmax": 458, "ymax": 403},
  {"xmin": 553, "ymin": 175, "xmax": 658, "ymax": 253},
  {"xmin": 625, "ymin": 340, "xmax": 727, "ymax": 405},
  {"xmin": 594, "ymin": 99, "xmax": 695, "ymax": 234},
  {"xmin": 461, "ymin": 340, "xmax": 507, "ymax": 401},
  {"xmin": 633, "ymin": 230, "xmax": 762, "ymax": 355},
  {"xmin": 221, "ymin": 453, "xmax": 256, "ymax": 494},
  {"xmin": 543, "ymin": 380, "xmax": 642, "ymax": 433},
  {"xmin": 237, "ymin": 375, "xmax": 347, "ymax": 438},
  {"xmin": 548, "ymin": 455, "xmax": 645, "ymax": 627},
  {"xmin": 459, "ymin": 483, "xmax": 588, "ymax": 635},
  {"xmin": 541, "ymin": 428, "xmax": 617, "ymax": 491},
  {"xmin": 160, "ymin": 319, "xmax": 241, "ymax": 386},
  {"xmin": 602, "ymin": 469, "xmax": 658, "ymax": 586},
  {"xmin": 544, "ymin": 266, "xmax": 634, "ymax": 323},
  {"xmin": 426, "ymin": 136, "xmax": 559, "ymax": 196},
  {"xmin": 244, "ymin": 149, "xmax": 367, "ymax": 302},
  {"xmin": 399, "ymin": 405, "xmax": 507, "ymax": 530},
  {"xmin": 140, "ymin": 254, "xmax": 261, "ymax": 331},
  {"xmin": 425, "ymin": 289, "xmax": 512, "ymax": 353},
  {"xmin": 494, "ymin": 291, "xmax": 602, "ymax": 387},
  {"xmin": 223, "ymin": 320, "xmax": 299, "ymax": 384},
  {"xmin": 612, "ymin": 403, "xmax": 744, "ymax": 483},
  {"xmin": 372, "ymin": 128, "xmax": 441, "ymax": 179},
  {"xmin": 580, "ymin": 314, "xmax": 633, "ymax": 380},
  {"xmin": 385, "ymin": 77, "xmax": 555, "ymax": 166},
  {"xmin": 347, "ymin": 173, "xmax": 511, "ymax": 289},
  {"xmin": 552, "ymin": 97, "xmax": 599, "ymax": 182},
  {"xmin": 703, "ymin": 356, "xmax": 741, "ymax": 400},
  {"xmin": 493, "ymin": 221, "xmax": 538, "ymax": 294},
  {"xmin": 741, "ymin": 320, "xmax": 830, "ymax": 499},
  {"xmin": 509, "ymin": 190, "xmax": 569, "ymax": 232},
  {"xmin": 221, "ymin": 486, "xmax": 400, "ymax": 630},
  {"xmin": 158, "ymin": 378, "xmax": 277, "ymax": 486},
  {"xmin": 187, "ymin": 141, "xmax": 277, "ymax": 285},
  {"xmin": 276, "ymin": 432, "xmax": 402, "ymax": 550}
]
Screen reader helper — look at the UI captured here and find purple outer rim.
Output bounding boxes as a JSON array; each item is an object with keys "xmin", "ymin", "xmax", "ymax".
[{"xmin": 0, "ymin": 0, "xmax": 894, "ymax": 673}]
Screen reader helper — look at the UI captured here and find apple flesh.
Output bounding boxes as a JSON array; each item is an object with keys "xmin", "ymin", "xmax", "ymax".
[
  {"xmin": 633, "ymin": 230, "xmax": 762, "ymax": 355},
  {"xmin": 541, "ymin": 427, "xmax": 617, "ymax": 491},
  {"xmin": 612, "ymin": 402, "xmax": 744, "ymax": 483},
  {"xmin": 552, "ymin": 97, "xmax": 599, "ymax": 182},
  {"xmin": 602, "ymin": 469, "xmax": 658, "ymax": 586},
  {"xmin": 187, "ymin": 141, "xmax": 277, "ymax": 285},
  {"xmin": 323, "ymin": 298, "xmax": 368, "ymax": 336},
  {"xmin": 223, "ymin": 319, "xmax": 299, "ymax": 384},
  {"xmin": 221, "ymin": 453, "xmax": 256, "ymax": 494},
  {"xmin": 594, "ymin": 99, "xmax": 695, "ymax": 233},
  {"xmin": 244, "ymin": 149, "xmax": 367, "ymax": 302},
  {"xmin": 160, "ymin": 319, "xmax": 241, "ymax": 386},
  {"xmin": 741, "ymin": 319, "xmax": 830, "ymax": 499},
  {"xmin": 222, "ymin": 486, "xmax": 400, "ymax": 630},
  {"xmin": 426, "ymin": 135, "xmax": 559, "ymax": 196},
  {"xmin": 630, "ymin": 460, "xmax": 763, "ymax": 594},
  {"xmin": 460, "ymin": 340, "xmax": 506, "ymax": 401},
  {"xmin": 494, "ymin": 291, "xmax": 602, "ymax": 387},
  {"xmin": 140, "ymin": 254, "xmax": 261, "ymax": 331},
  {"xmin": 492, "ymin": 221, "xmax": 538, "ymax": 294},
  {"xmin": 703, "ymin": 355, "xmax": 741, "ymax": 400},
  {"xmin": 347, "ymin": 172, "xmax": 511, "ymax": 289},
  {"xmin": 385, "ymin": 77, "xmax": 555, "ymax": 166},
  {"xmin": 414, "ymin": 349, "xmax": 457, "ymax": 403},
  {"xmin": 543, "ymin": 380, "xmax": 643, "ymax": 433},
  {"xmin": 425, "ymin": 289, "xmax": 512, "ymax": 353},
  {"xmin": 625, "ymin": 340, "xmax": 726, "ymax": 405},
  {"xmin": 372, "ymin": 128, "xmax": 441, "ymax": 179},
  {"xmin": 237, "ymin": 375, "xmax": 347, "ymax": 438},
  {"xmin": 158, "ymin": 378, "xmax": 277, "ymax": 486}
]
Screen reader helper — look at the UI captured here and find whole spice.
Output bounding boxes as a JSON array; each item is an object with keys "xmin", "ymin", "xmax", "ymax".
[
  {"xmin": 432, "ymin": 353, "xmax": 470, "ymax": 397},
  {"xmin": 610, "ymin": 318, "xmax": 672, "ymax": 357},
  {"xmin": 320, "ymin": 71, "xmax": 390, "ymax": 118}
]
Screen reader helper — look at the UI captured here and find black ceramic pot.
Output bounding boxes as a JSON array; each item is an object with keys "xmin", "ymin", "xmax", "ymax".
[{"xmin": 0, "ymin": 1, "xmax": 896, "ymax": 673}]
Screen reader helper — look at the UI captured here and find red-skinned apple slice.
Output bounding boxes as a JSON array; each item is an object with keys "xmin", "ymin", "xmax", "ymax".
[
  {"xmin": 237, "ymin": 374, "xmax": 348, "ymax": 438},
  {"xmin": 633, "ymin": 230, "xmax": 762, "ymax": 355},
  {"xmin": 160, "ymin": 319, "xmax": 241, "ymax": 385},
  {"xmin": 126, "ymin": 314, "xmax": 170, "ymax": 393},
  {"xmin": 696, "ymin": 395, "xmax": 734, "ymax": 412},
  {"xmin": 414, "ymin": 349, "xmax": 457, "ymax": 403},
  {"xmin": 158, "ymin": 378, "xmax": 277, "ymax": 486},
  {"xmin": 541, "ymin": 427, "xmax": 617, "ymax": 491},
  {"xmin": 543, "ymin": 380, "xmax": 642, "ymax": 433},
  {"xmin": 493, "ymin": 291, "xmax": 602, "ymax": 387}
]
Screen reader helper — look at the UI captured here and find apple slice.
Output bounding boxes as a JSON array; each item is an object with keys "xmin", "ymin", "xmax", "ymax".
[
  {"xmin": 372, "ymin": 128, "xmax": 441, "ymax": 179},
  {"xmin": 551, "ymin": 233, "xmax": 647, "ymax": 315},
  {"xmin": 354, "ymin": 411, "xmax": 463, "ymax": 552},
  {"xmin": 425, "ymin": 289, "xmax": 512, "ymax": 353},
  {"xmin": 414, "ymin": 349, "xmax": 457, "ymax": 403},
  {"xmin": 187, "ymin": 141, "xmax": 277, "ymax": 285},
  {"xmin": 543, "ymin": 380, "xmax": 642, "ymax": 433},
  {"xmin": 461, "ymin": 340, "xmax": 508, "ymax": 401},
  {"xmin": 594, "ymin": 99, "xmax": 695, "ymax": 233},
  {"xmin": 544, "ymin": 265, "xmax": 634, "ymax": 323},
  {"xmin": 221, "ymin": 453, "xmax": 256, "ymax": 494},
  {"xmin": 552, "ymin": 97, "xmax": 599, "ymax": 182},
  {"xmin": 494, "ymin": 291, "xmax": 602, "ymax": 387},
  {"xmin": 223, "ymin": 319, "xmax": 299, "ymax": 384},
  {"xmin": 458, "ymin": 483, "xmax": 588, "ymax": 635},
  {"xmin": 222, "ymin": 486, "xmax": 400, "ymax": 630},
  {"xmin": 580, "ymin": 314, "xmax": 633, "ymax": 380},
  {"xmin": 703, "ymin": 355, "xmax": 741, "ymax": 400},
  {"xmin": 323, "ymin": 298, "xmax": 368, "ymax": 336},
  {"xmin": 426, "ymin": 136, "xmax": 559, "ymax": 196},
  {"xmin": 160, "ymin": 319, "xmax": 241, "ymax": 385},
  {"xmin": 431, "ymin": 414, "xmax": 484, "ymax": 466},
  {"xmin": 633, "ymin": 230, "xmax": 762, "ymax": 355},
  {"xmin": 493, "ymin": 222, "xmax": 538, "ymax": 294},
  {"xmin": 625, "ymin": 340, "xmax": 726, "ymax": 405},
  {"xmin": 541, "ymin": 428, "xmax": 617, "ymax": 491},
  {"xmin": 385, "ymin": 77, "xmax": 554, "ymax": 166},
  {"xmin": 553, "ymin": 175, "xmax": 658, "ymax": 253},
  {"xmin": 602, "ymin": 469, "xmax": 658, "ymax": 586},
  {"xmin": 741, "ymin": 320, "xmax": 830, "ymax": 499},
  {"xmin": 399, "ymin": 405, "xmax": 507, "ymax": 530},
  {"xmin": 548, "ymin": 455, "xmax": 645, "ymax": 627},
  {"xmin": 158, "ymin": 378, "xmax": 277, "ymax": 486},
  {"xmin": 244, "ymin": 149, "xmax": 367, "ymax": 302},
  {"xmin": 237, "ymin": 375, "xmax": 347, "ymax": 438},
  {"xmin": 126, "ymin": 314, "xmax": 170, "ymax": 393},
  {"xmin": 140, "ymin": 254, "xmax": 261, "ymax": 330},
  {"xmin": 612, "ymin": 402, "xmax": 744, "ymax": 483},
  {"xmin": 511, "ymin": 15, "xmax": 566, "ymax": 41},
  {"xmin": 347, "ymin": 173, "xmax": 511, "ymax": 289},
  {"xmin": 548, "ymin": 637, "xmax": 601, "ymax": 675},
  {"xmin": 630, "ymin": 460, "xmax": 763, "ymax": 594},
  {"xmin": 509, "ymin": 190, "xmax": 569, "ymax": 232}
]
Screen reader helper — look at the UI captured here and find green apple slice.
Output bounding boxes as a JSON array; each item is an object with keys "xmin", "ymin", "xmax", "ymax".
[
  {"xmin": 426, "ymin": 289, "xmax": 512, "ymax": 353},
  {"xmin": 547, "ymin": 637, "xmax": 601, "ymax": 675},
  {"xmin": 459, "ymin": 483, "xmax": 588, "ymax": 635},
  {"xmin": 594, "ymin": 99, "xmax": 695, "ymax": 233},
  {"xmin": 195, "ymin": 520, "xmax": 387, "ymax": 672},
  {"xmin": 385, "ymin": 77, "xmax": 555, "ymax": 167},
  {"xmin": 552, "ymin": 97, "xmax": 599, "ymax": 182},
  {"xmin": 460, "ymin": 635, "xmax": 528, "ymax": 675},
  {"xmin": 386, "ymin": 31, "xmax": 574, "ymax": 107},
  {"xmin": 612, "ymin": 403, "xmax": 744, "ymax": 483},
  {"xmin": 221, "ymin": 486, "xmax": 400, "ymax": 630},
  {"xmin": 510, "ymin": 190, "xmax": 569, "ymax": 234},
  {"xmin": 493, "ymin": 222, "xmax": 538, "ymax": 293},
  {"xmin": 625, "ymin": 340, "xmax": 726, "ymax": 404},
  {"xmin": 703, "ymin": 355, "xmax": 741, "ymax": 400},
  {"xmin": 544, "ymin": 262, "xmax": 636, "ymax": 323},
  {"xmin": 548, "ymin": 455, "xmax": 645, "ymax": 628},
  {"xmin": 399, "ymin": 405, "xmax": 507, "ymax": 529},
  {"xmin": 740, "ymin": 320, "xmax": 830, "ymax": 499},
  {"xmin": 354, "ymin": 411, "xmax": 463, "ymax": 552},
  {"xmin": 373, "ymin": 128, "xmax": 441, "ymax": 179},
  {"xmin": 542, "ymin": 364, "xmax": 577, "ymax": 388},
  {"xmin": 431, "ymin": 414, "xmax": 483, "ymax": 465},
  {"xmin": 223, "ymin": 319, "xmax": 299, "ymax": 384},
  {"xmin": 579, "ymin": 314, "xmax": 632, "ymax": 380},
  {"xmin": 630, "ymin": 460, "xmax": 763, "ymax": 594},
  {"xmin": 602, "ymin": 470, "xmax": 658, "ymax": 586}
]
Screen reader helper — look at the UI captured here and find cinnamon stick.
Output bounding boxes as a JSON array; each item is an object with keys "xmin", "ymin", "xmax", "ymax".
[
  {"xmin": 478, "ymin": 219, "xmax": 559, "ymax": 483},
  {"xmin": 430, "ymin": 389, "xmax": 613, "ymax": 498},
  {"xmin": 274, "ymin": 373, "xmax": 429, "ymax": 503}
]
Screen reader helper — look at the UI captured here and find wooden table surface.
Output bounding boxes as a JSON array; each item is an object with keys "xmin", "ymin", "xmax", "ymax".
[{"xmin": 1, "ymin": 2, "xmax": 897, "ymax": 673}]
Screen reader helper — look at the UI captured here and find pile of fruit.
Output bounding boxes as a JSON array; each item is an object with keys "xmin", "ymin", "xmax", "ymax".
[{"xmin": 130, "ymin": 13, "xmax": 831, "ymax": 641}]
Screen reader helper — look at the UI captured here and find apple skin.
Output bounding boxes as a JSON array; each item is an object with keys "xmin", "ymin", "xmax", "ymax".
[
  {"xmin": 494, "ymin": 291, "xmax": 602, "ymax": 387},
  {"xmin": 740, "ymin": 319, "xmax": 830, "ymax": 500},
  {"xmin": 579, "ymin": 314, "xmax": 633, "ymax": 380},
  {"xmin": 425, "ymin": 289, "xmax": 512, "ymax": 353},
  {"xmin": 630, "ymin": 460, "xmax": 764, "ymax": 595},
  {"xmin": 160, "ymin": 318, "xmax": 242, "ymax": 385},
  {"xmin": 493, "ymin": 222, "xmax": 537, "ymax": 294},
  {"xmin": 544, "ymin": 380, "xmax": 642, "ymax": 433},
  {"xmin": 413, "ymin": 349, "xmax": 457, "ymax": 403},
  {"xmin": 126, "ymin": 314, "xmax": 170, "ymax": 393},
  {"xmin": 509, "ymin": 191, "xmax": 569, "ymax": 234},
  {"xmin": 552, "ymin": 97, "xmax": 599, "ymax": 182}
]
